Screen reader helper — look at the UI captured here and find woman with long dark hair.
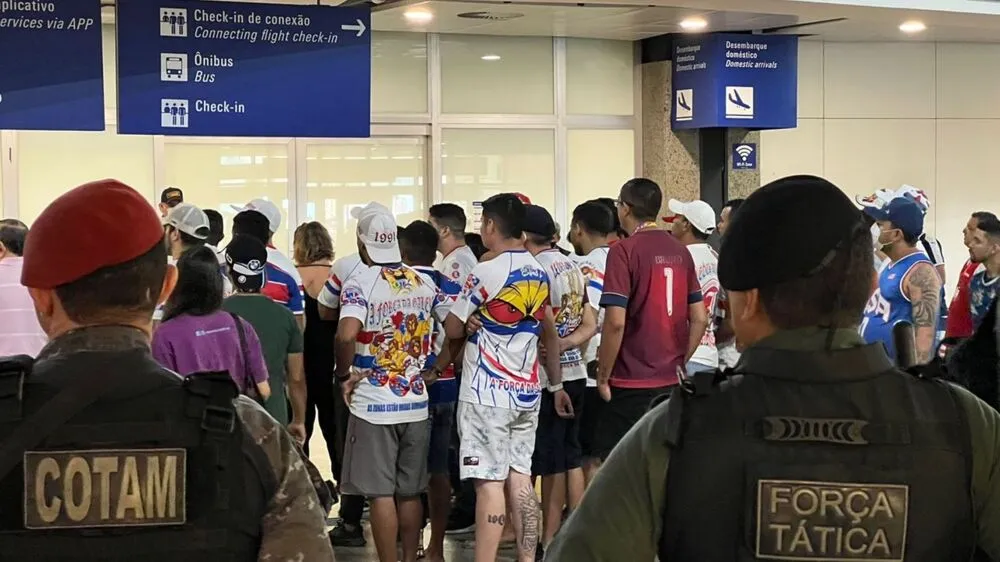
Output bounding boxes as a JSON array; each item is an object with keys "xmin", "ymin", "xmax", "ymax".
[{"xmin": 152, "ymin": 245, "xmax": 271, "ymax": 400}]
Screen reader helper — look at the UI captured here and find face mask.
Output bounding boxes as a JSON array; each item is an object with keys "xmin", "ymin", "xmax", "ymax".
[{"xmin": 869, "ymin": 223, "xmax": 882, "ymax": 251}]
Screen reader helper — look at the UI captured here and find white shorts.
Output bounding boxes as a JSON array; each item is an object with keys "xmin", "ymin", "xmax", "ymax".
[{"xmin": 457, "ymin": 401, "xmax": 538, "ymax": 481}]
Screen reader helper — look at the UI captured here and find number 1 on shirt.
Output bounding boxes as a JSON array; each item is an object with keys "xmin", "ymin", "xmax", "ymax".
[{"xmin": 664, "ymin": 266, "xmax": 674, "ymax": 317}]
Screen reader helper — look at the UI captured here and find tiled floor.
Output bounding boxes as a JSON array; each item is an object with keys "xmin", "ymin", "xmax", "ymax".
[{"xmin": 307, "ymin": 430, "xmax": 522, "ymax": 562}]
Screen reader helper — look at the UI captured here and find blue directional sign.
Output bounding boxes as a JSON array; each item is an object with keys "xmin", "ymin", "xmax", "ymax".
[
  {"xmin": 116, "ymin": 0, "xmax": 371, "ymax": 137},
  {"xmin": 672, "ymin": 34, "xmax": 797, "ymax": 130},
  {"xmin": 0, "ymin": 0, "xmax": 104, "ymax": 131},
  {"xmin": 732, "ymin": 142, "xmax": 757, "ymax": 170}
]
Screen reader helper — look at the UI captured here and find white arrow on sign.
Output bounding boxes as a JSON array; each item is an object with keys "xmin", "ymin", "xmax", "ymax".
[{"xmin": 341, "ymin": 19, "xmax": 366, "ymax": 37}]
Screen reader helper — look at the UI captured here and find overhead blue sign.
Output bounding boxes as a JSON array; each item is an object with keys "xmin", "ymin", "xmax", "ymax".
[
  {"xmin": 116, "ymin": 0, "xmax": 371, "ymax": 137},
  {"xmin": 0, "ymin": 0, "xmax": 104, "ymax": 131},
  {"xmin": 672, "ymin": 34, "xmax": 797, "ymax": 130},
  {"xmin": 732, "ymin": 143, "xmax": 757, "ymax": 170}
]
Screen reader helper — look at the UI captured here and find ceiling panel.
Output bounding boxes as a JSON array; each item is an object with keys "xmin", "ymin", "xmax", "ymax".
[{"xmin": 373, "ymin": 1, "xmax": 800, "ymax": 39}]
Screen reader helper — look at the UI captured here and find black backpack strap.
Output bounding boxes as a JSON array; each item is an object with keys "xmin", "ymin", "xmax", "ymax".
[
  {"xmin": 0, "ymin": 361, "xmax": 138, "ymax": 483},
  {"xmin": 0, "ymin": 355, "xmax": 31, "ymax": 422},
  {"xmin": 183, "ymin": 372, "xmax": 239, "ymax": 512},
  {"xmin": 227, "ymin": 312, "xmax": 255, "ymax": 393}
]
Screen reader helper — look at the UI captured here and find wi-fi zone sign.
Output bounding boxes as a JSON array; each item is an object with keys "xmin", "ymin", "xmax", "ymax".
[{"xmin": 732, "ymin": 143, "xmax": 757, "ymax": 170}]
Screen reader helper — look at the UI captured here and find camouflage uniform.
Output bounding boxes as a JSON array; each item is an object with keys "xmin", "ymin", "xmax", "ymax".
[{"xmin": 31, "ymin": 327, "xmax": 337, "ymax": 562}]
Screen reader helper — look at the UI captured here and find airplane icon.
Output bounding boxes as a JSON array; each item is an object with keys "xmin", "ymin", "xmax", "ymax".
[
  {"xmin": 728, "ymin": 89, "xmax": 751, "ymax": 110},
  {"xmin": 724, "ymin": 86, "xmax": 754, "ymax": 119},
  {"xmin": 675, "ymin": 88, "xmax": 693, "ymax": 121},
  {"xmin": 678, "ymin": 92, "xmax": 691, "ymax": 111}
]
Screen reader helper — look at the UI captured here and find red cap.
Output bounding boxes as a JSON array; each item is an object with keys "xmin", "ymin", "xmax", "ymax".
[
  {"xmin": 514, "ymin": 193, "xmax": 532, "ymax": 204},
  {"xmin": 22, "ymin": 179, "xmax": 164, "ymax": 289}
]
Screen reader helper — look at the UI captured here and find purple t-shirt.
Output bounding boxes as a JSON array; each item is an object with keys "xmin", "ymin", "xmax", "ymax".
[{"xmin": 151, "ymin": 310, "xmax": 268, "ymax": 392}]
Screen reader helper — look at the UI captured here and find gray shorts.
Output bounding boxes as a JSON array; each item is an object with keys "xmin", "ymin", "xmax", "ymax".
[
  {"xmin": 457, "ymin": 401, "xmax": 538, "ymax": 482},
  {"xmin": 341, "ymin": 414, "xmax": 431, "ymax": 498}
]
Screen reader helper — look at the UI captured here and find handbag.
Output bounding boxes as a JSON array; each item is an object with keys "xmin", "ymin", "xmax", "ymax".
[{"xmin": 228, "ymin": 312, "xmax": 264, "ymax": 405}]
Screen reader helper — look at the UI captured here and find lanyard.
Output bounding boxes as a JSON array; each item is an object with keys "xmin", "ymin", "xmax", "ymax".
[{"xmin": 632, "ymin": 221, "xmax": 658, "ymax": 236}]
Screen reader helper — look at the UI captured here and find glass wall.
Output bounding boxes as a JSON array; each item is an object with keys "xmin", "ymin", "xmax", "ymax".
[{"xmin": 1, "ymin": 30, "xmax": 638, "ymax": 256}]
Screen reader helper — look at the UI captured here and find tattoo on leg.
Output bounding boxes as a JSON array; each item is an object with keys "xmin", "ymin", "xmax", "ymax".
[
  {"xmin": 487, "ymin": 513, "xmax": 506, "ymax": 526},
  {"xmin": 517, "ymin": 485, "xmax": 540, "ymax": 553}
]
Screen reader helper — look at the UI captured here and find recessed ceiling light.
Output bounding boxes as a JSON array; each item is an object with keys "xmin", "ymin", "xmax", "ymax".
[
  {"xmin": 481, "ymin": 54, "xmax": 501, "ymax": 61},
  {"xmin": 404, "ymin": 10, "xmax": 433, "ymax": 23},
  {"xmin": 679, "ymin": 17, "xmax": 708, "ymax": 31},
  {"xmin": 899, "ymin": 20, "xmax": 926, "ymax": 33}
]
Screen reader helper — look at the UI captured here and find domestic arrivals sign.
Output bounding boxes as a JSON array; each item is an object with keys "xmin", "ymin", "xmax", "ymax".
[
  {"xmin": 116, "ymin": 0, "xmax": 371, "ymax": 137},
  {"xmin": 0, "ymin": 0, "xmax": 104, "ymax": 131},
  {"xmin": 672, "ymin": 34, "xmax": 798, "ymax": 130}
]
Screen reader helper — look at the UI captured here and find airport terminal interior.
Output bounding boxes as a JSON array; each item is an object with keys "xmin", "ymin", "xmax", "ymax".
[{"xmin": 5, "ymin": 0, "xmax": 1000, "ymax": 559}]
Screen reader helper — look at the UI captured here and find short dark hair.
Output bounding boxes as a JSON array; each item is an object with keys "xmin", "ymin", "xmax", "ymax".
[
  {"xmin": 572, "ymin": 202, "xmax": 615, "ymax": 237},
  {"xmin": 690, "ymin": 224, "xmax": 710, "ymax": 241},
  {"xmin": 464, "ymin": 233, "xmax": 487, "ymax": 259},
  {"xmin": 724, "ymin": 198, "xmax": 745, "ymax": 214},
  {"xmin": 978, "ymin": 215, "xmax": 1000, "ymax": 239},
  {"xmin": 232, "ymin": 211, "xmax": 271, "ymax": 246},
  {"xmin": 758, "ymin": 226, "xmax": 874, "ymax": 329},
  {"xmin": 429, "ymin": 203, "xmax": 467, "ymax": 235},
  {"xmin": 56, "ymin": 241, "xmax": 168, "ymax": 324},
  {"xmin": 162, "ymin": 245, "xmax": 223, "ymax": 323},
  {"xmin": 165, "ymin": 224, "xmax": 205, "ymax": 248},
  {"xmin": 898, "ymin": 228, "xmax": 919, "ymax": 246},
  {"xmin": 594, "ymin": 197, "xmax": 626, "ymax": 238},
  {"xmin": 400, "ymin": 220, "xmax": 439, "ymax": 267},
  {"xmin": 481, "ymin": 194, "xmax": 525, "ymax": 239},
  {"xmin": 973, "ymin": 211, "xmax": 999, "ymax": 227},
  {"xmin": 619, "ymin": 178, "xmax": 662, "ymax": 221},
  {"xmin": 204, "ymin": 209, "xmax": 224, "ymax": 247},
  {"xmin": 0, "ymin": 219, "xmax": 28, "ymax": 256}
]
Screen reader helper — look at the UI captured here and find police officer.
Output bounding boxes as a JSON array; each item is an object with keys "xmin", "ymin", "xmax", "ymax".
[
  {"xmin": 0, "ymin": 180, "xmax": 335, "ymax": 561},
  {"xmin": 546, "ymin": 175, "xmax": 1000, "ymax": 561}
]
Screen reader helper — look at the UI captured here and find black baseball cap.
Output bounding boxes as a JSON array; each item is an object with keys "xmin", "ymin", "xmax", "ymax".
[
  {"xmin": 160, "ymin": 187, "xmax": 184, "ymax": 205},
  {"xmin": 523, "ymin": 204, "xmax": 557, "ymax": 239},
  {"xmin": 225, "ymin": 234, "xmax": 268, "ymax": 292}
]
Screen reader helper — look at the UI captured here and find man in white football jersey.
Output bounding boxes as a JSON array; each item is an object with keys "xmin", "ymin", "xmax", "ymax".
[
  {"xmin": 568, "ymin": 200, "xmax": 615, "ymax": 485},
  {"xmin": 335, "ymin": 202, "xmax": 452, "ymax": 562},
  {"xmin": 523, "ymin": 205, "xmax": 597, "ymax": 554},
  {"xmin": 667, "ymin": 199, "xmax": 721, "ymax": 374},
  {"xmin": 443, "ymin": 193, "xmax": 572, "ymax": 562}
]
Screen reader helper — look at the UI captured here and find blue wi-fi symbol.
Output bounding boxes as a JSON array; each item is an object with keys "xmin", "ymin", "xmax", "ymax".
[{"xmin": 735, "ymin": 144, "xmax": 754, "ymax": 162}]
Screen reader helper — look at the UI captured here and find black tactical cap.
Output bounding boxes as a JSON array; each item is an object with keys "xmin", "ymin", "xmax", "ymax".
[{"xmin": 718, "ymin": 175, "xmax": 865, "ymax": 292}]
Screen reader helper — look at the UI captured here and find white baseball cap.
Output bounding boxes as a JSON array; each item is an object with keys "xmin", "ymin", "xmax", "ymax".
[
  {"xmin": 855, "ymin": 188, "xmax": 895, "ymax": 210},
  {"xmin": 231, "ymin": 198, "xmax": 282, "ymax": 233},
  {"xmin": 352, "ymin": 202, "xmax": 401, "ymax": 264},
  {"xmin": 895, "ymin": 184, "xmax": 931, "ymax": 213},
  {"xmin": 164, "ymin": 203, "xmax": 210, "ymax": 240},
  {"xmin": 667, "ymin": 199, "xmax": 716, "ymax": 234}
]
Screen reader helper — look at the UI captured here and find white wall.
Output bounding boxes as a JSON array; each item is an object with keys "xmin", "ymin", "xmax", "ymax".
[{"xmin": 761, "ymin": 40, "xmax": 1000, "ymax": 287}]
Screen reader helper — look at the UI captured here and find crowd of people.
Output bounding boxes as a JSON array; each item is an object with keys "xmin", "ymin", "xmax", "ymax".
[{"xmin": 0, "ymin": 175, "xmax": 998, "ymax": 562}]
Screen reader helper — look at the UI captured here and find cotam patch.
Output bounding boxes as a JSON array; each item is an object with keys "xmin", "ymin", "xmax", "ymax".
[{"xmin": 23, "ymin": 448, "xmax": 186, "ymax": 529}]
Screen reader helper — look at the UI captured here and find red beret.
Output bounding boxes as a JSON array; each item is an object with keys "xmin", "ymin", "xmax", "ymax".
[{"xmin": 22, "ymin": 179, "xmax": 164, "ymax": 289}]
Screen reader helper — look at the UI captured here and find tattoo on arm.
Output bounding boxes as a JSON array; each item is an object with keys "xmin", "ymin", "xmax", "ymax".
[
  {"xmin": 517, "ymin": 483, "xmax": 540, "ymax": 554},
  {"xmin": 907, "ymin": 263, "xmax": 942, "ymax": 361}
]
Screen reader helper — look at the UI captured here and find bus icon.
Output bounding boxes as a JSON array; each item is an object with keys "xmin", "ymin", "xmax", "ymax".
[{"xmin": 160, "ymin": 53, "xmax": 188, "ymax": 82}]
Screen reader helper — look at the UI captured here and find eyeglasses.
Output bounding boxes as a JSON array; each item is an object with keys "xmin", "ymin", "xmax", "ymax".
[{"xmin": 616, "ymin": 198, "xmax": 632, "ymax": 208}]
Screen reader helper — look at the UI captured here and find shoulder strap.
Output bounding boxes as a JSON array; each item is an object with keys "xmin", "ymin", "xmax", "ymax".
[
  {"xmin": 227, "ymin": 312, "xmax": 253, "ymax": 391},
  {"xmin": 0, "ymin": 363, "xmax": 134, "ymax": 482}
]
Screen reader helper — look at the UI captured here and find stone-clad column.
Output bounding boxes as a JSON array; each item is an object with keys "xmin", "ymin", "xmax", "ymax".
[{"xmin": 640, "ymin": 59, "xmax": 700, "ymax": 220}]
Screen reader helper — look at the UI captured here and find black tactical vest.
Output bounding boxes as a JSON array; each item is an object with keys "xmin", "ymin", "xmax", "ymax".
[
  {"xmin": 659, "ymin": 345, "xmax": 976, "ymax": 562},
  {"xmin": 0, "ymin": 346, "xmax": 273, "ymax": 561}
]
